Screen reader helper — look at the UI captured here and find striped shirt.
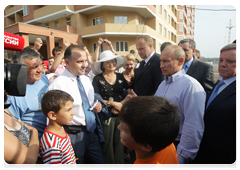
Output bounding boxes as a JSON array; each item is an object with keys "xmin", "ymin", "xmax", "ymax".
[{"xmin": 40, "ymin": 128, "xmax": 76, "ymax": 164}]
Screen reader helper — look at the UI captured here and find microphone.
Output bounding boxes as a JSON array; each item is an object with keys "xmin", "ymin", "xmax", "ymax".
[{"xmin": 4, "ymin": 32, "xmax": 25, "ymax": 51}]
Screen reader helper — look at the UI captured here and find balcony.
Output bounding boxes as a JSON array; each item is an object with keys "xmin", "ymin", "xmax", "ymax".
[
  {"xmin": 26, "ymin": 5, "xmax": 75, "ymax": 25},
  {"xmin": 80, "ymin": 23, "xmax": 157, "ymax": 39},
  {"xmin": 54, "ymin": 25, "xmax": 76, "ymax": 34},
  {"xmin": 4, "ymin": 5, "xmax": 23, "ymax": 16}
]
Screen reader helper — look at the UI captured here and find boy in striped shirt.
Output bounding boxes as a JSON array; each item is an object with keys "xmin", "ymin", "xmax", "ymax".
[{"xmin": 40, "ymin": 90, "xmax": 76, "ymax": 164}]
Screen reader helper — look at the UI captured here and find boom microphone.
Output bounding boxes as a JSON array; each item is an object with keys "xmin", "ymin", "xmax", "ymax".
[{"xmin": 4, "ymin": 32, "xmax": 25, "ymax": 51}]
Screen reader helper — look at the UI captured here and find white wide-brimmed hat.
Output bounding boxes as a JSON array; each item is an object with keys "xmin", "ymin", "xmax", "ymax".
[{"xmin": 91, "ymin": 50, "xmax": 126, "ymax": 75}]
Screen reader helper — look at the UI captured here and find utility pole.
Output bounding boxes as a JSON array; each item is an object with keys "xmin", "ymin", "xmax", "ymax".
[{"xmin": 226, "ymin": 20, "xmax": 235, "ymax": 44}]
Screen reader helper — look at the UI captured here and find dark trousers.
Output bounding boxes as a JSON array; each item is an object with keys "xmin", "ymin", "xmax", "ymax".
[{"xmin": 64, "ymin": 126, "xmax": 105, "ymax": 164}]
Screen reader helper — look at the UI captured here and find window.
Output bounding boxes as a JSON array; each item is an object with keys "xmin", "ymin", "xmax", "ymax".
[
  {"xmin": 138, "ymin": 18, "xmax": 143, "ymax": 25},
  {"xmin": 164, "ymin": 28, "xmax": 166, "ymax": 37},
  {"xmin": 116, "ymin": 41, "xmax": 128, "ymax": 52},
  {"xmin": 179, "ymin": 36, "xmax": 183, "ymax": 42},
  {"xmin": 93, "ymin": 43, "xmax": 103, "ymax": 53},
  {"xmin": 23, "ymin": 5, "xmax": 28, "ymax": 16},
  {"xmin": 187, "ymin": 28, "xmax": 190, "ymax": 33},
  {"xmin": 164, "ymin": 10, "xmax": 167, "ymax": 20},
  {"xmin": 168, "ymin": 31, "xmax": 170, "ymax": 39},
  {"xmin": 179, "ymin": 24, "xmax": 183, "ymax": 32},
  {"xmin": 45, "ymin": 23, "xmax": 49, "ymax": 28},
  {"xmin": 115, "ymin": 16, "xmax": 128, "ymax": 24},
  {"xmin": 187, "ymin": 10, "xmax": 190, "ymax": 16},
  {"xmin": 92, "ymin": 17, "xmax": 102, "ymax": 26},
  {"xmin": 168, "ymin": 15, "xmax": 170, "ymax": 24},
  {"xmin": 66, "ymin": 17, "xmax": 71, "ymax": 26},
  {"xmin": 55, "ymin": 20, "xmax": 59, "ymax": 27},
  {"xmin": 159, "ymin": 24, "xmax": 162, "ymax": 34},
  {"xmin": 187, "ymin": 19, "xmax": 190, "ymax": 25},
  {"xmin": 159, "ymin": 5, "xmax": 162, "ymax": 14},
  {"xmin": 159, "ymin": 44, "xmax": 161, "ymax": 54},
  {"xmin": 179, "ymin": 11, "xmax": 183, "ymax": 19}
]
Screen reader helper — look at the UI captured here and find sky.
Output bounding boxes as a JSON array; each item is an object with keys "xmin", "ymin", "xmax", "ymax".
[{"xmin": 194, "ymin": 5, "xmax": 236, "ymax": 58}]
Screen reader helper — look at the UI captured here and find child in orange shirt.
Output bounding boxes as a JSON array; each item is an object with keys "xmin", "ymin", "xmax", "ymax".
[{"xmin": 118, "ymin": 96, "xmax": 180, "ymax": 164}]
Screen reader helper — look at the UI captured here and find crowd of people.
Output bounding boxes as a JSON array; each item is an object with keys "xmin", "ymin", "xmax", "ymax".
[{"xmin": 4, "ymin": 35, "xmax": 236, "ymax": 164}]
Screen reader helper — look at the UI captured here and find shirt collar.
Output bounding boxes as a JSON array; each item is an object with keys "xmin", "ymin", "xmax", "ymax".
[
  {"xmin": 144, "ymin": 51, "xmax": 155, "ymax": 64},
  {"xmin": 223, "ymin": 76, "xmax": 236, "ymax": 86},
  {"xmin": 184, "ymin": 57, "xmax": 194, "ymax": 68},
  {"xmin": 62, "ymin": 68, "xmax": 78, "ymax": 81},
  {"xmin": 164, "ymin": 69, "xmax": 185, "ymax": 84}
]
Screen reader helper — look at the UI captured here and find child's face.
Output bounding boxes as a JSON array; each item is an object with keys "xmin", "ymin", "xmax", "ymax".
[
  {"xmin": 118, "ymin": 122, "xmax": 138, "ymax": 149},
  {"xmin": 55, "ymin": 101, "xmax": 75, "ymax": 125}
]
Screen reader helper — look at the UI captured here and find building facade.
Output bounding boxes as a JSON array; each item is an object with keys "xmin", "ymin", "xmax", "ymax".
[
  {"xmin": 176, "ymin": 5, "xmax": 195, "ymax": 41},
  {"xmin": 4, "ymin": 5, "xmax": 195, "ymax": 60}
]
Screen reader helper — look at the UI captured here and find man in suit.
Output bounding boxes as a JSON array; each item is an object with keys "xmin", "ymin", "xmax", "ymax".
[
  {"xmin": 193, "ymin": 43, "xmax": 236, "ymax": 164},
  {"xmin": 178, "ymin": 39, "xmax": 215, "ymax": 96},
  {"xmin": 133, "ymin": 35, "xmax": 164, "ymax": 96}
]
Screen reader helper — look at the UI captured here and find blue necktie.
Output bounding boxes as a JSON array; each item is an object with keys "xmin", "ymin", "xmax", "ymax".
[
  {"xmin": 182, "ymin": 64, "xmax": 188, "ymax": 73},
  {"xmin": 77, "ymin": 76, "xmax": 96, "ymax": 132},
  {"xmin": 206, "ymin": 81, "xmax": 225, "ymax": 108}
]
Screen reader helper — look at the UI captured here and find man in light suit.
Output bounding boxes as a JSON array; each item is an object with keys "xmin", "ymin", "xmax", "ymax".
[
  {"xmin": 178, "ymin": 39, "xmax": 215, "ymax": 96},
  {"xmin": 133, "ymin": 35, "xmax": 164, "ymax": 96},
  {"xmin": 193, "ymin": 43, "xmax": 236, "ymax": 164}
]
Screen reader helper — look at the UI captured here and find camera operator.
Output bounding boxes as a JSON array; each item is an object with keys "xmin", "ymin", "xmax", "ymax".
[
  {"xmin": 88, "ymin": 38, "xmax": 116, "ymax": 80},
  {"xmin": 5, "ymin": 47, "xmax": 49, "ymax": 141}
]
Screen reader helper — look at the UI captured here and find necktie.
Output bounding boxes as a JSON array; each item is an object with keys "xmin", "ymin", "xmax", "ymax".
[
  {"xmin": 206, "ymin": 81, "xmax": 225, "ymax": 108},
  {"xmin": 77, "ymin": 76, "xmax": 96, "ymax": 132},
  {"xmin": 182, "ymin": 64, "xmax": 188, "ymax": 73},
  {"xmin": 138, "ymin": 60, "xmax": 146, "ymax": 71}
]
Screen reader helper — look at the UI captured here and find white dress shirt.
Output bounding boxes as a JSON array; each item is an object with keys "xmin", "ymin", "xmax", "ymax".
[
  {"xmin": 46, "ymin": 69, "xmax": 95, "ymax": 126},
  {"xmin": 144, "ymin": 51, "xmax": 155, "ymax": 66}
]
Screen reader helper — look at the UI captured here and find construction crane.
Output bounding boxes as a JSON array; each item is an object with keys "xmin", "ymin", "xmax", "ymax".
[{"xmin": 226, "ymin": 19, "xmax": 235, "ymax": 44}]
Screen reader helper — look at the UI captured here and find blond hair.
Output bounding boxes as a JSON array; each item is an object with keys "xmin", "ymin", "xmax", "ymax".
[{"xmin": 125, "ymin": 54, "xmax": 136, "ymax": 63}]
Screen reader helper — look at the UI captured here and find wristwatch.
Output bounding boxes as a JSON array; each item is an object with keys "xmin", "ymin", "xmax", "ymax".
[{"xmin": 107, "ymin": 101, "xmax": 111, "ymax": 107}]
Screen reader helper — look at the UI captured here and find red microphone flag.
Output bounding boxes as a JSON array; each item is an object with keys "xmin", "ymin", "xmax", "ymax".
[{"xmin": 4, "ymin": 32, "xmax": 25, "ymax": 51}]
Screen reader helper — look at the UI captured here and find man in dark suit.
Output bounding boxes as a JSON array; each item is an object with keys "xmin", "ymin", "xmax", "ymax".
[
  {"xmin": 178, "ymin": 39, "xmax": 215, "ymax": 96},
  {"xmin": 133, "ymin": 35, "xmax": 163, "ymax": 96},
  {"xmin": 193, "ymin": 43, "xmax": 236, "ymax": 164}
]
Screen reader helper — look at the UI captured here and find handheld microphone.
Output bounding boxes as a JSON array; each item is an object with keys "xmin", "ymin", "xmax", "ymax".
[{"xmin": 4, "ymin": 32, "xmax": 25, "ymax": 51}]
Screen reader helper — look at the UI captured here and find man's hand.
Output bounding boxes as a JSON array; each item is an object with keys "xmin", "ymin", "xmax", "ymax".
[
  {"xmin": 63, "ymin": 40, "xmax": 70, "ymax": 51},
  {"xmin": 97, "ymin": 37, "xmax": 103, "ymax": 46},
  {"xmin": 111, "ymin": 108, "xmax": 119, "ymax": 115},
  {"xmin": 93, "ymin": 101, "xmax": 102, "ymax": 113},
  {"xmin": 32, "ymin": 38, "xmax": 43, "ymax": 51},
  {"xmin": 111, "ymin": 101, "xmax": 123, "ymax": 111},
  {"xmin": 122, "ymin": 89, "xmax": 138, "ymax": 104}
]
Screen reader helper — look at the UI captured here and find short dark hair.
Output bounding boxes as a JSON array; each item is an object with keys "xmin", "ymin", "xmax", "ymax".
[
  {"xmin": 64, "ymin": 45, "xmax": 84, "ymax": 60},
  {"xmin": 52, "ymin": 46, "xmax": 63, "ymax": 56},
  {"xmin": 119, "ymin": 96, "xmax": 180, "ymax": 152},
  {"xmin": 41, "ymin": 90, "xmax": 74, "ymax": 117},
  {"xmin": 161, "ymin": 42, "xmax": 172, "ymax": 52},
  {"xmin": 12, "ymin": 47, "xmax": 40, "ymax": 64},
  {"xmin": 100, "ymin": 58, "xmax": 117, "ymax": 72},
  {"xmin": 49, "ymin": 56, "xmax": 54, "ymax": 60},
  {"xmin": 130, "ymin": 50, "xmax": 135, "ymax": 54},
  {"xmin": 178, "ymin": 38, "xmax": 196, "ymax": 49}
]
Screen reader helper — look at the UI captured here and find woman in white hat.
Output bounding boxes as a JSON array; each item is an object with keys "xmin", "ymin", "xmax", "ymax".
[{"xmin": 92, "ymin": 50, "xmax": 130, "ymax": 164}]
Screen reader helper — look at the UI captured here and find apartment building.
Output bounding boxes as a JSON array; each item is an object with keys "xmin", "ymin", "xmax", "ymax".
[
  {"xmin": 4, "ymin": 5, "xmax": 195, "ymax": 60},
  {"xmin": 176, "ymin": 5, "xmax": 195, "ymax": 41}
]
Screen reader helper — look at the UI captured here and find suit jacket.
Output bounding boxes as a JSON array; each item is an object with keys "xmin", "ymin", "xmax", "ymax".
[
  {"xmin": 94, "ymin": 93, "xmax": 111, "ymax": 143},
  {"xmin": 133, "ymin": 52, "xmax": 163, "ymax": 96},
  {"xmin": 186, "ymin": 58, "xmax": 215, "ymax": 96},
  {"xmin": 193, "ymin": 80, "xmax": 236, "ymax": 164}
]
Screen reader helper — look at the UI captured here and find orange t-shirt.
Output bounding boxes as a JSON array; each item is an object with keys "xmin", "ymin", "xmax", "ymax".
[{"xmin": 134, "ymin": 143, "xmax": 178, "ymax": 164}]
